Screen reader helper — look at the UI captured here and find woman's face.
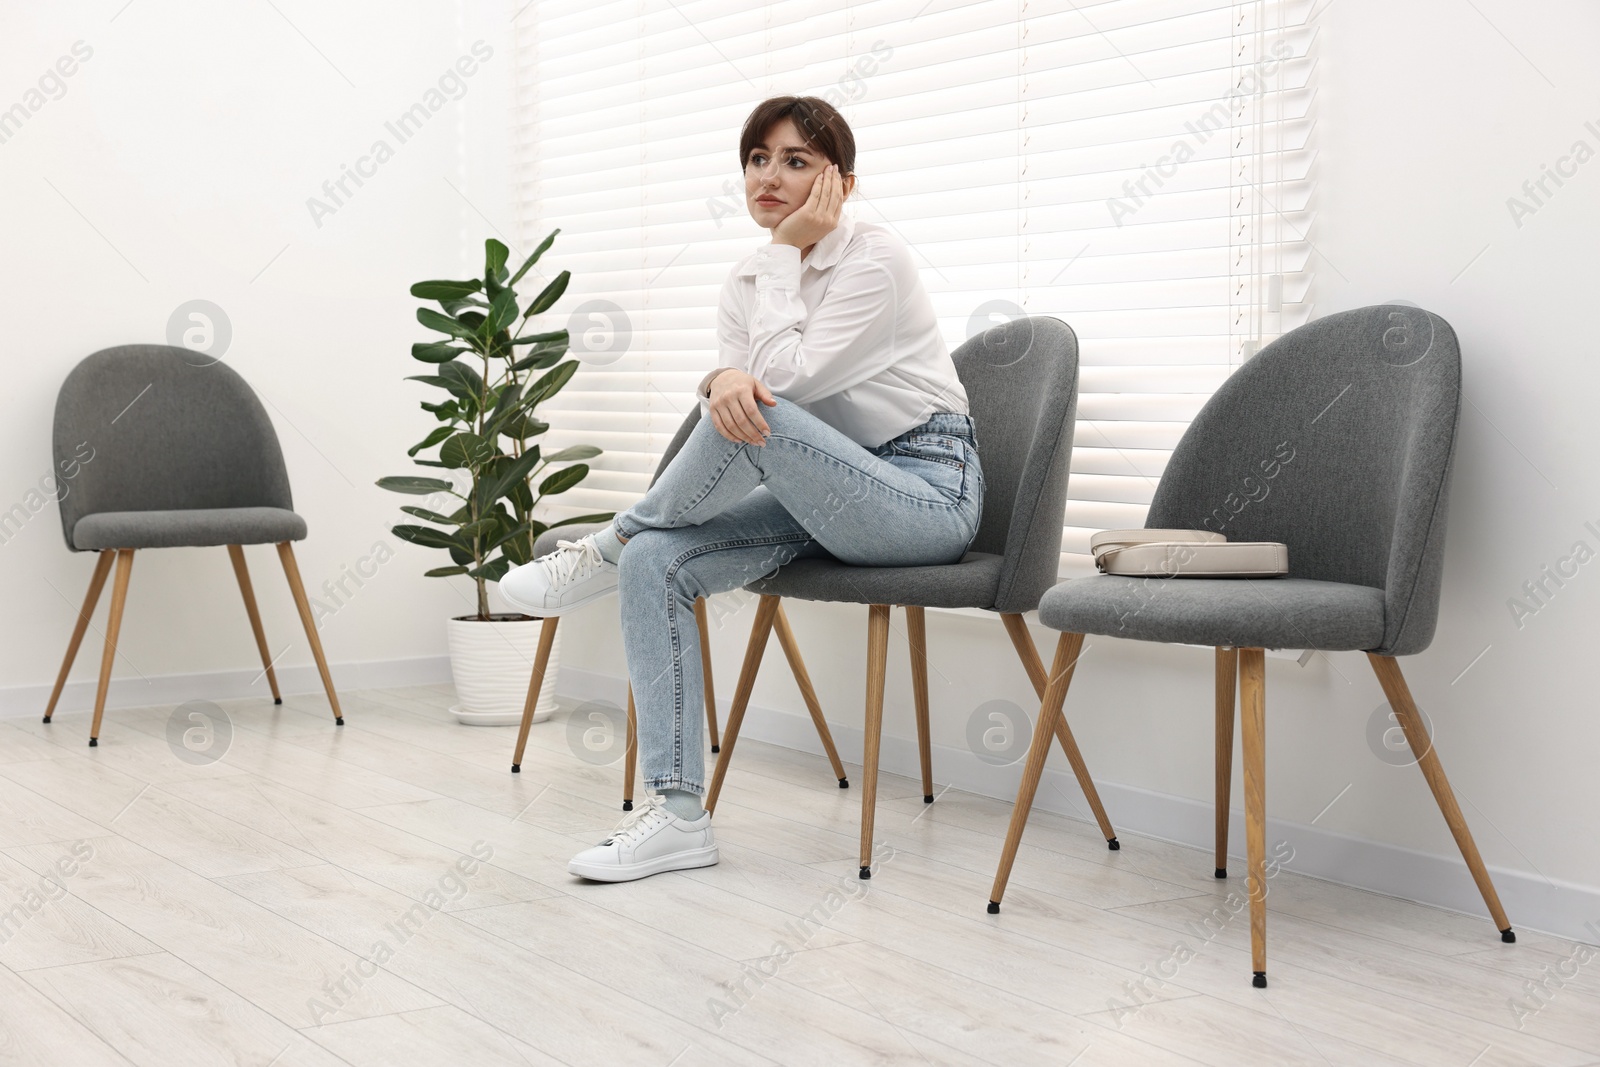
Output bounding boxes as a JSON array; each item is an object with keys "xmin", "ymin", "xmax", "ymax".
[{"xmin": 744, "ymin": 117, "xmax": 855, "ymax": 229}]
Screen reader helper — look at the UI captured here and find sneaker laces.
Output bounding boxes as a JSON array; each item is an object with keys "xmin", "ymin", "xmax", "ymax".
[
  {"xmin": 540, "ymin": 536, "xmax": 606, "ymax": 589},
  {"xmin": 603, "ymin": 792, "xmax": 671, "ymax": 847}
]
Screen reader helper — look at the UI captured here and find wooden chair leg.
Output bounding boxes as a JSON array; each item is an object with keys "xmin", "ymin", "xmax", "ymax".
[
  {"xmin": 228, "ymin": 545, "xmax": 282, "ymax": 705},
  {"xmin": 772, "ymin": 601, "xmax": 849, "ymax": 788},
  {"xmin": 999, "ymin": 614, "xmax": 1118, "ymax": 847},
  {"xmin": 693, "ymin": 598, "xmax": 721, "ymax": 752},
  {"xmin": 510, "ymin": 615, "xmax": 559, "ymax": 773},
  {"xmin": 622, "ymin": 685, "xmax": 638, "ymax": 811},
  {"xmin": 1368, "ymin": 653, "xmax": 1514, "ymax": 942},
  {"xmin": 1239, "ymin": 647, "xmax": 1268, "ymax": 987},
  {"xmin": 705, "ymin": 595, "xmax": 781, "ymax": 815},
  {"xmin": 276, "ymin": 542, "xmax": 343, "ymax": 724},
  {"xmin": 858, "ymin": 604, "xmax": 891, "ymax": 878},
  {"xmin": 88, "ymin": 549, "xmax": 135, "ymax": 746},
  {"xmin": 43, "ymin": 549, "xmax": 116, "ymax": 723},
  {"xmin": 1215, "ymin": 646, "xmax": 1238, "ymax": 878},
  {"xmin": 988, "ymin": 631, "xmax": 1086, "ymax": 910},
  {"xmin": 905, "ymin": 605, "xmax": 934, "ymax": 803}
]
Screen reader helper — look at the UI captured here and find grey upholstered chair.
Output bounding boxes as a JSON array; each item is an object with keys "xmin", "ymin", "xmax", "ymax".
[
  {"xmin": 987, "ymin": 304, "xmax": 1515, "ymax": 988},
  {"xmin": 510, "ymin": 407, "xmax": 850, "ymax": 810},
  {"xmin": 44, "ymin": 345, "xmax": 342, "ymax": 744},
  {"xmin": 703, "ymin": 316, "xmax": 1119, "ymax": 880}
]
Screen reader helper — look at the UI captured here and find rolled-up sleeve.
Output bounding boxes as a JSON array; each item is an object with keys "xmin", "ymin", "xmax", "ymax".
[{"xmin": 743, "ymin": 239, "xmax": 902, "ymax": 406}]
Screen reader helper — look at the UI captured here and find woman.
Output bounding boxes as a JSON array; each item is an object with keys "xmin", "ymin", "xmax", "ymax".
[{"xmin": 500, "ymin": 96, "xmax": 984, "ymax": 882}]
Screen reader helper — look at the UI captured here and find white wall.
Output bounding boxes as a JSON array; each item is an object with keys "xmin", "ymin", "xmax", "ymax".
[
  {"xmin": 2, "ymin": 0, "xmax": 1595, "ymax": 938},
  {"xmin": 0, "ymin": 0, "xmax": 516, "ymax": 702}
]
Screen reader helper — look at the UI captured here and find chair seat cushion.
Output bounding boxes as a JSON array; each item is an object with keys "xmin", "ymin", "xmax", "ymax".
[
  {"xmin": 748, "ymin": 551, "xmax": 1004, "ymax": 609},
  {"xmin": 72, "ymin": 507, "xmax": 307, "ymax": 550},
  {"xmin": 1037, "ymin": 575, "xmax": 1386, "ymax": 651}
]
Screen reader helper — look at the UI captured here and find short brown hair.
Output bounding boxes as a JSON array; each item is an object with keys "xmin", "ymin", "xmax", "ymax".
[{"xmin": 738, "ymin": 96, "xmax": 856, "ymax": 176}]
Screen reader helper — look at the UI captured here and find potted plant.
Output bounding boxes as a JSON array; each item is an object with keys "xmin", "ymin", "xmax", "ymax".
[{"xmin": 378, "ymin": 231, "xmax": 612, "ymax": 726}]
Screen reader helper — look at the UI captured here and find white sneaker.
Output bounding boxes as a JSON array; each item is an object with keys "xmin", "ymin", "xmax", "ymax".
[
  {"xmin": 499, "ymin": 533, "xmax": 618, "ymax": 616},
  {"xmin": 568, "ymin": 793, "xmax": 719, "ymax": 882}
]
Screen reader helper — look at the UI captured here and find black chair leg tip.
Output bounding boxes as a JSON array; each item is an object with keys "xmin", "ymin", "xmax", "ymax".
[
  {"xmin": 838, "ymin": 778, "xmax": 849, "ymax": 789},
  {"xmin": 923, "ymin": 794, "xmax": 934, "ymax": 804},
  {"xmin": 88, "ymin": 737, "xmax": 98, "ymax": 747},
  {"xmin": 1252, "ymin": 972, "xmax": 1267, "ymax": 989},
  {"xmin": 1107, "ymin": 837, "xmax": 1120, "ymax": 851},
  {"xmin": 986, "ymin": 901, "xmax": 1000, "ymax": 914},
  {"xmin": 711, "ymin": 745, "xmax": 719, "ymax": 753},
  {"xmin": 858, "ymin": 866, "xmax": 871, "ymax": 880},
  {"xmin": 274, "ymin": 698, "xmax": 283, "ymax": 705},
  {"xmin": 41, "ymin": 715, "xmax": 51, "ymax": 724},
  {"xmin": 1215, "ymin": 867, "xmax": 1228, "ymax": 879},
  {"xmin": 335, "ymin": 717, "xmax": 345, "ymax": 726},
  {"xmin": 622, "ymin": 800, "xmax": 633, "ymax": 811},
  {"xmin": 510, "ymin": 764, "xmax": 521, "ymax": 774},
  {"xmin": 1501, "ymin": 927, "xmax": 1516, "ymax": 943}
]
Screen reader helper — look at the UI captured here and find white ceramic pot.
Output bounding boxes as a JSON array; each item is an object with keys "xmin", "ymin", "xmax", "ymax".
[{"xmin": 445, "ymin": 614, "xmax": 560, "ymax": 727}]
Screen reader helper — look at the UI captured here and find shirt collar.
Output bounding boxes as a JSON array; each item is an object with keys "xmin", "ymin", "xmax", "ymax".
[{"xmin": 737, "ymin": 208, "xmax": 857, "ymax": 277}]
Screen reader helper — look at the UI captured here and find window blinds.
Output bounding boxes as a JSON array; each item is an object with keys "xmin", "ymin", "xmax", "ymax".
[{"xmin": 512, "ymin": 0, "xmax": 1316, "ymax": 576}]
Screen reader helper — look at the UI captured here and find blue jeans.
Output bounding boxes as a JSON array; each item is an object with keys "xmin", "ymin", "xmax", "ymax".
[{"xmin": 612, "ymin": 397, "xmax": 984, "ymax": 796}]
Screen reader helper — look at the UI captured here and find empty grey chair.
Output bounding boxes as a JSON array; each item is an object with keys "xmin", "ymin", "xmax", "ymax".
[
  {"xmin": 987, "ymin": 304, "xmax": 1514, "ymax": 988},
  {"xmin": 44, "ymin": 345, "xmax": 342, "ymax": 743},
  {"xmin": 703, "ymin": 316, "xmax": 1119, "ymax": 880},
  {"xmin": 510, "ymin": 407, "xmax": 850, "ymax": 809}
]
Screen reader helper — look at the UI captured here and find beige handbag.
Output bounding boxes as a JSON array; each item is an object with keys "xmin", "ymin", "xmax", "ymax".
[{"xmin": 1090, "ymin": 529, "xmax": 1289, "ymax": 578}]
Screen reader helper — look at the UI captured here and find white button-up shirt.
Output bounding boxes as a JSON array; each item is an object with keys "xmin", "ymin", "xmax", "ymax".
[{"xmin": 698, "ymin": 209, "xmax": 969, "ymax": 448}]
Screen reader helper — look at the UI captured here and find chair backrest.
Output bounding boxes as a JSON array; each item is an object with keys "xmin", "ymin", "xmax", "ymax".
[
  {"xmin": 648, "ymin": 407, "xmax": 702, "ymax": 489},
  {"xmin": 53, "ymin": 345, "xmax": 293, "ymax": 551},
  {"xmin": 954, "ymin": 316, "xmax": 1081, "ymax": 614},
  {"xmin": 1145, "ymin": 304, "xmax": 1462, "ymax": 657}
]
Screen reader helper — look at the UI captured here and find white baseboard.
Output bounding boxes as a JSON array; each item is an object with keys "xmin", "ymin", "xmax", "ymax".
[
  {"xmin": 0, "ymin": 656, "xmax": 453, "ymax": 720},
  {"xmin": 558, "ymin": 664, "xmax": 1600, "ymax": 946}
]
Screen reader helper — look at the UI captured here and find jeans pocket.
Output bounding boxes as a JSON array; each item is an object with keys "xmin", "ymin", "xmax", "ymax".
[{"xmin": 891, "ymin": 432, "xmax": 969, "ymax": 470}]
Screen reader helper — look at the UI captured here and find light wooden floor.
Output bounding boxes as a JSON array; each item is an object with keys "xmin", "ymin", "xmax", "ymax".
[{"xmin": 0, "ymin": 685, "xmax": 1596, "ymax": 1067}]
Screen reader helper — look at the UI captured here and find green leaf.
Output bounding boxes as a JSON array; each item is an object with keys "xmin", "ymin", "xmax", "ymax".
[
  {"xmin": 400, "ymin": 505, "xmax": 458, "ymax": 525},
  {"xmin": 498, "ymin": 415, "xmax": 549, "ymax": 441},
  {"xmin": 392, "ymin": 524, "xmax": 470, "ymax": 551},
  {"xmin": 410, "ymin": 279, "xmax": 482, "ymax": 300},
  {"xmin": 412, "ymin": 341, "xmax": 466, "ymax": 364},
  {"xmin": 458, "ymin": 517, "xmax": 499, "ymax": 540},
  {"xmin": 441, "ymin": 296, "xmax": 490, "ymax": 317},
  {"xmin": 538, "ymin": 463, "xmax": 589, "ymax": 496},
  {"xmin": 482, "ymin": 288, "xmax": 519, "ymax": 340},
  {"xmin": 540, "ymin": 445, "xmax": 602, "ymax": 463},
  {"xmin": 484, "ymin": 239, "xmax": 510, "ymax": 284},
  {"xmin": 548, "ymin": 511, "xmax": 617, "ymax": 530},
  {"xmin": 414, "ymin": 360, "xmax": 485, "ymax": 403},
  {"xmin": 523, "ymin": 359, "xmax": 580, "ymax": 407},
  {"xmin": 406, "ymin": 426, "xmax": 454, "ymax": 457},
  {"xmin": 457, "ymin": 310, "xmax": 487, "ymax": 335},
  {"xmin": 477, "ymin": 445, "xmax": 542, "ymax": 509},
  {"xmin": 484, "ymin": 381, "xmax": 524, "ymax": 437},
  {"xmin": 487, "ymin": 520, "xmax": 532, "ymax": 553},
  {"xmin": 417, "ymin": 307, "xmax": 475, "ymax": 340},
  {"xmin": 421, "ymin": 399, "xmax": 459, "ymax": 420},
  {"xmin": 376, "ymin": 476, "xmax": 453, "ymax": 495},
  {"xmin": 509, "ymin": 348, "xmax": 566, "ymax": 375},
  {"xmin": 448, "ymin": 544, "xmax": 474, "ymax": 566},
  {"xmin": 508, "ymin": 229, "xmax": 559, "ymax": 288},
  {"xmin": 468, "ymin": 557, "xmax": 513, "ymax": 583},
  {"xmin": 439, "ymin": 432, "xmax": 494, "ymax": 470},
  {"xmin": 524, "ymin": 270, "xmax": 571, "ymax": 318},
  {"xmin": 424, "ymin": 565, "xmax": 469, "ymax": 577},
  {"xmin": 509, "ymin": 329, "xmax": 569, "ymax": 346}
]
